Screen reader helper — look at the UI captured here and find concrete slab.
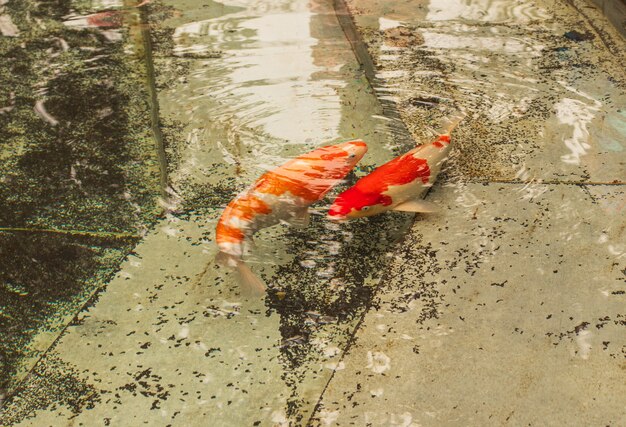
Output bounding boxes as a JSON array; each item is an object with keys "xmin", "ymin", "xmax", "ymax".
[
  {"xmin": 1, "ymin": 214, "xmax": 295, "ymax": 426},
  {"xmin": 314, "ymin": 182, "xmax": 626, "ymax": 426},
  {"xmin": 338, "ymin": 0, "xmax": 626, "ymax": 182}
]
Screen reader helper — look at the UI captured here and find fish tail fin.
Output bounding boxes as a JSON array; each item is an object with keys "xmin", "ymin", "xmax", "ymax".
[
  {"xmin": 215, "ymin": 251, "xmax": 266, "ymax": 296},
  {"xmin": 235, "ymin": 261, "xmax": 267, "ymax": 296},
  {"xmin": 423, "ymin": 112, "xmax": 465, "ymax": 144},
  {"xmin": 440, "ymin": 112, "xmax": 466, "ymax": 136},
  {"xmin": 215, "ymin": 250, "xmax": 237, "ymax": 267}
]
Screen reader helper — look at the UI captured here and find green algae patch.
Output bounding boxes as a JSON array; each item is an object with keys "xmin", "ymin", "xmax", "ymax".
[{"xmin": 0, "ymin": 4, "xmax": 162, "ymax": 233}]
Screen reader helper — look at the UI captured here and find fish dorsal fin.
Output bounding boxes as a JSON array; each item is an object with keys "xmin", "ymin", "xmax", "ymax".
[{"xmin": 392, "ymin": 199, "xmax": 440, "ymax": 213}]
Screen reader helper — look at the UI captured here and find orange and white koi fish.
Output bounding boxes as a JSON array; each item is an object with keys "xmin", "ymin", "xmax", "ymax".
[
  {"xmin": 328, "ymin": 118, "xmax": 462, "ymax": 220},
  {"xmin": 216, "ymin": 140, "xmax": 368, "ymax": 294}
]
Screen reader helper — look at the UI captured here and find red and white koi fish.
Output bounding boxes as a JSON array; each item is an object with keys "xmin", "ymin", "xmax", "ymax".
[
  {"xmin": 216, "ymin": 140, "xmax": 368, "ymax": 294},
  {"xmin": 328, "ymin": 118, "xmax": 462, "ymax": 220}
]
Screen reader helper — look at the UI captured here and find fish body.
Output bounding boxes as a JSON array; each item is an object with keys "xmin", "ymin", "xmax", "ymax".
[
  {"xmin": 216, "ymin": 140, "xmax": 368, "ymax": 293},
  {"xmin": 328, "ymin": 122, "xmax": 460, "ymax": 220}
]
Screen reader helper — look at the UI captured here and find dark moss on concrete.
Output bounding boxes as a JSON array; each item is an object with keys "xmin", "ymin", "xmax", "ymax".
[
  {"xmin": 0, "ymin": 355, "xmax": 102, "ymax": 425},
  {"xmin": 0, "ymin": 2, "xmax": 161, "ymax": 232},
  {"xmin": 0, "ymin": 231, "xmax": 135, "ymax": 397},
  {"xmin": 264, "ymin": 200, "xmax": 412, "ymax": 421}
]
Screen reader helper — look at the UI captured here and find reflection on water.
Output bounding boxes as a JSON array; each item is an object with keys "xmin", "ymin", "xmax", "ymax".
[
  {"xmin": 170, "ymin": 3, "xmax": 344, "ymax": 143},
  {"xmin": 554, "ymin": 83, "xmax": 602, "ymax": 165},
  {"xmin": 426, "ymin": 0, "xmax": 551, "ymax": 22},
  {"xmin": 163, "ymin": 0, "xmax": 418, "ymax": 418},
  {"xmin": 361, "ymin": 0, "xmax": 626, "ymax": 183}
]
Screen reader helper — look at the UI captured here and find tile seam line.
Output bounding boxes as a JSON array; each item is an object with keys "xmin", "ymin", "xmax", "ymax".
[
  {"xmin": 306, "ymin": 3, "xmax": 433, "ymax": 422},
  {"xmin": 331, "ymin": 0, "xmax": 416, "ymax": 147},
  {"xmin": 0, "ymin": 256, "xmax": 128, "ymax": 404},
  {"xmin": 306, "ymin": 306, "xmax": 368, "ymax": 426},
  {"xmin": 567, "ymin": 0, "xmax": 626, "ymax": 61},
  {"xmin": 134, "ymin": 2, "xmax": 170, "ymax": 201},
  {"xmin": 305, "ymin": 181, "xmax": 438, "ymax": 425},
  {"xmin": 465, "ymin": 179, "xmax": 625, "ymax": 186},
  {"xmin": 0, "ymin": 227, "xmax": 140, "ymax": 240},
  {"xmin": 306, "ymin": 212, "xmax": 421, "ymax": 427}
]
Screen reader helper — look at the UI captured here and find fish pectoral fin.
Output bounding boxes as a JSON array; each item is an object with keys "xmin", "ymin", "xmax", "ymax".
[
  {"xmin": 215, "ymin": 251, "xmax": 238, "ymax": 267},
  {"xmin": 393, "ymin": 199, "xmax": 440, "ymax": 213},
  {"xmin": 284, "ymin": 208, "xmax": 310, "ymax": 229}
]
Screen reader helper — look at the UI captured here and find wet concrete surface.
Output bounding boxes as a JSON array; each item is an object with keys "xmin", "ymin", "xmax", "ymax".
[
  {"xmin": 314, "ymin": 183, "xmax": 626, "ymax": 426},
  {"xmin": 313, "ymin": 0, "xmax": 626, "ymax": 425},
  {"xmin": 338, "ymin": 0, "xmax": 626, "ymax": 183},
  {"xmin": 0, "ymin": 0, "xmax": 161, "ymax": 396},
  {"xmin": 1, "ymin": 0, "xmax": 625, "ymax": 425}
]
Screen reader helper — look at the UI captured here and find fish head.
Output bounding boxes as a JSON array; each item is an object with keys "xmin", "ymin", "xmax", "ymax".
[
  {"xmin": 299, "ymin": 140, "xmax": 367, "ymax": 176},
  {"xmin": 330, "ymin": 140, "xmax": 368, "ymax": 166},
  {"xmin": 328, "ymin": 186, "xmax": 390, "ymax": 220}
]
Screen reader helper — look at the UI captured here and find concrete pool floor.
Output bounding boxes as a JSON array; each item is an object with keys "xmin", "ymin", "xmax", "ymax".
[
  {"xmin": 1, "ymin": 0, "xmax": 625, "ymax": 425},
  {"xmin": 312, "ymin": 2, "xmax": 626, "ymax": 424}
]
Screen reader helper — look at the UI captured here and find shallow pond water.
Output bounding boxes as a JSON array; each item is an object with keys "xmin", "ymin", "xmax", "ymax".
[{"xmin": 0, "ymin": 0, "xmax": 625, "ymax": 425}]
